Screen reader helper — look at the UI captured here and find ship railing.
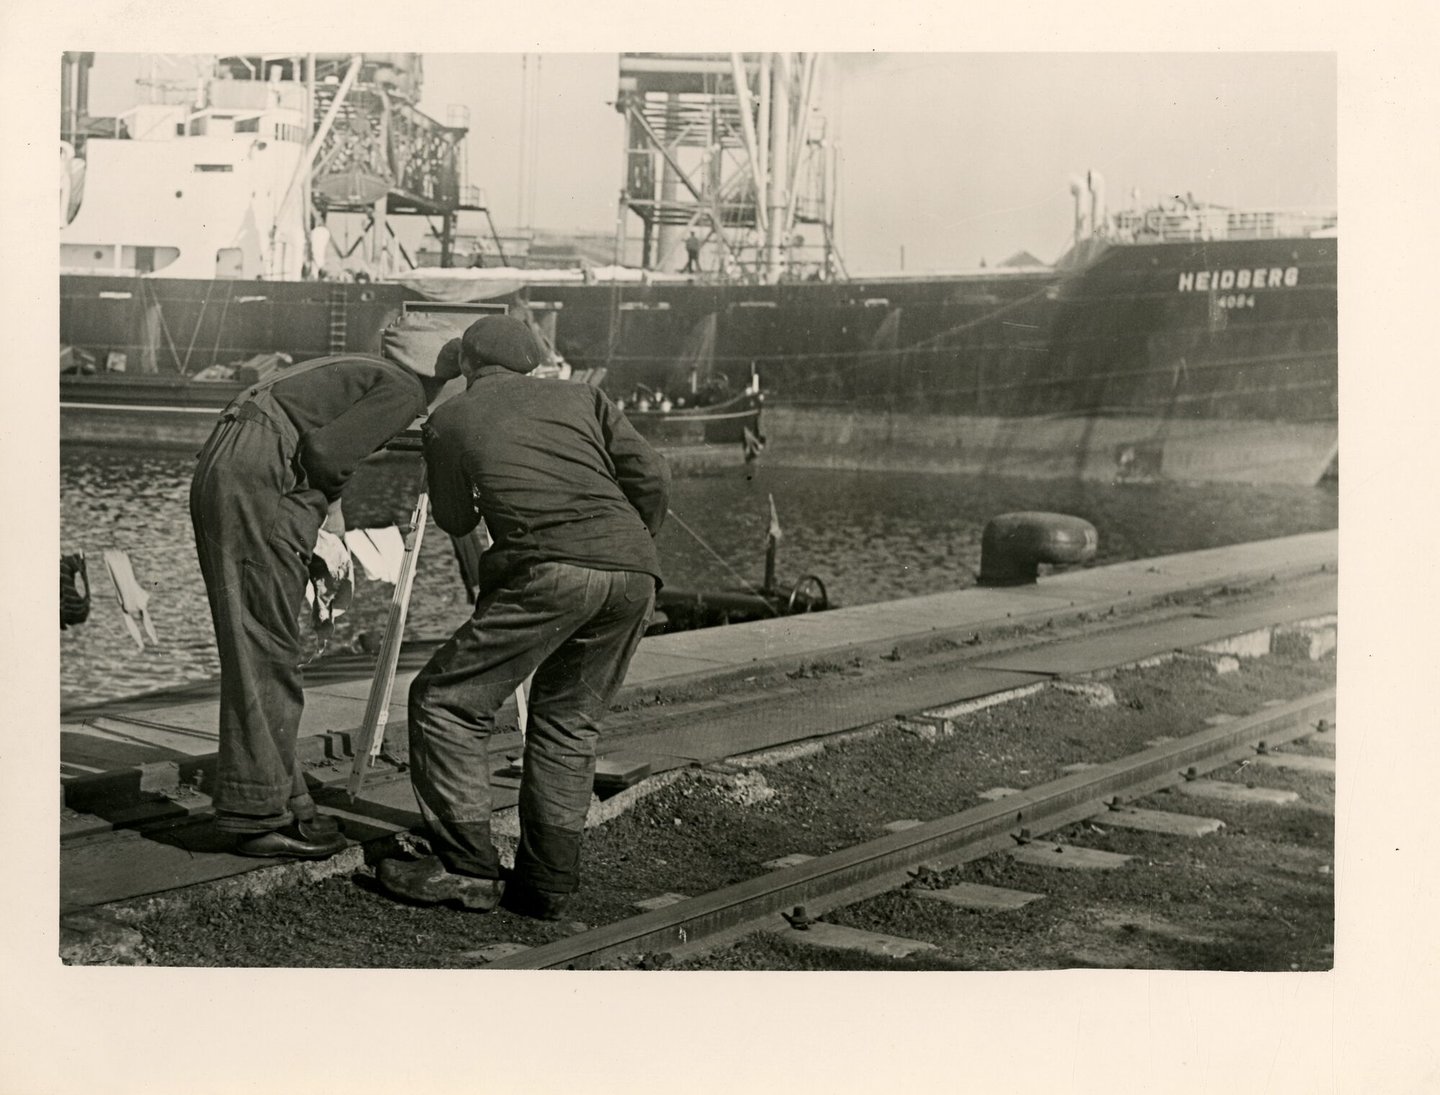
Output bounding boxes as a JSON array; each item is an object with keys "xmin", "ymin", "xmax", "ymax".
[{"xmin": 1112, "ymin": 206, "xmax": 1337, "ymax": 242}]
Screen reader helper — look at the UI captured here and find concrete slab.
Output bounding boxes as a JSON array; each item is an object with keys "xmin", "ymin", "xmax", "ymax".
[
  {"xmin": 1273, "ymin": 625, "xmax": 1337, "ymax": 661},
  {"xmin": 1009, "ymin": 843, "xmax": 1133, "ymax": 870},
  {"xmin": 75, "ymin": 699, "xmax": 226, "ymax": 734},
  {"xmin": 1180, "ymin": 652, "xmax": 1241, "ymax": 674},
  {"xmin": 1048, "ymin": 532, "xmax": 1337, "ymax": 595},
  {"xmin": 620, "ymin": 648, "xmax": 737, "ymax": 684},
  {"xmin": 1176, "ymin": 780, "xmax": 1300, "ymax": 806},
  {"xmin": 617, "ymin": 667, "xmax": 1042, "ymax": 763},
  {"xmin": 896, "ymin": 716, "xmax": 948, "ymax": 741},
  {"xmin": 1091, "ymin": 807, "xmax": 1225, "ymax": 837},
  {"xmin": 1062, "ymin": 762, "xmax": 1098, "ymax": 773},
  {"xmin": 61, "ymin": 809, "xmax": 116, "ymax": 840},
  {"xmin": 979, "ymin": 787, "xmax": 1023, "ymax": 801},
  {"xmin": 59, "ymin": 731, "xmax": 189, "ymax": 773},
  {"xmin": 634, "ymin": 892, "xmax": 689, "ymax": 912},
  {"xmin": 304, "ymin": 672, "xmax": 418, "ymax": 703},
  {"xmin": 911, "ymin": 683, "xmax": 1048, "ymax": 729},
  {"xmin": 458, "ymin": 942, "xmax": 531, "ymax": 963},
  {"xmin": 61, "ymin": 826, "xmax": 304, "ymax": 909},
  {"xmin": 1252, "ymin": 753, "xmax": 1336, "ymax": 775},
  {"xmin": 762, "ymin": 853, "xmax": 815, "ymax": 870},
  {"xmin": 913, "ymin": 882, "xmax": 1045, "ymax": 911},
  {"xmin": 1050, "ymin": 680, "xmax": 1117, "ymax": 707},
  {"xmin": 969, "ymin": 619, "xmax": 1228, "ymax": 676},
  {"xmin": 1196, "ymin": 629, "xmax": 1274, "ymax": 659},
  {"xmin": 883, "ymin": 819, "xmax": 923, "ymax": 833},
  {"xmin": 593, "ymin": 755, "xmax": 652, "ymax": 792},
  {"xmin": 970, "ymin": 580, "xmax": 1335, "ymax": 677},
  {"xmin": 777, "ymin": 921, "xmax": 938, "ymax": 959}
]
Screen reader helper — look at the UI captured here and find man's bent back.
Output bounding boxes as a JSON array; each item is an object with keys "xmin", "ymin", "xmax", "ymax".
[{"xmin": 379, "ymin": 317, "xmax": 670, "ymax": 920}]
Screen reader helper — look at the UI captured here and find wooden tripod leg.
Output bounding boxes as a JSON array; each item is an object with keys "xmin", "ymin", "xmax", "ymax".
[{"xmin": 347, "ymin": 491, "xmax": 430, "ymax": 801}]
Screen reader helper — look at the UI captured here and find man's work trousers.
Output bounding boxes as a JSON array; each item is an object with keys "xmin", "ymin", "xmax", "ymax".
[
  {"xmin": 407, "ymin": 562, "xmax": 655, "ymax": 894},
  {"xmin": 190, "ymin": 397, "xmax": 326, "ymax": 833}
]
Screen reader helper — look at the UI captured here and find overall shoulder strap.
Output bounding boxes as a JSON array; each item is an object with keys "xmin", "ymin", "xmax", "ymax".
[{"xmin": 242, "ymin": 353, "xmax": 391, "ymax": 399}]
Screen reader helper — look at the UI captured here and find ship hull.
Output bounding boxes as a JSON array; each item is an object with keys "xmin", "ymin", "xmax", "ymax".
[{"xmin": 60, "ymin": 235, "xmax": 1337, "ymax": 483}]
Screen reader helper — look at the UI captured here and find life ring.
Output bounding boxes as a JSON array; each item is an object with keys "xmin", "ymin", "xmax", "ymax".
[{"xmin": 60, "ymin": 552, "xmax": 91, "ymax": 629}]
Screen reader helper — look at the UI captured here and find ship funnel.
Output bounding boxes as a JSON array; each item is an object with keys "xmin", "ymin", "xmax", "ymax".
[
  {"xmin": 1087, "ymin": 170, "xmax": 1107, "ymax": 237},
  {"xmin": 1069, "ymin": 176, "xmax": 1089, "ymax": 242}
]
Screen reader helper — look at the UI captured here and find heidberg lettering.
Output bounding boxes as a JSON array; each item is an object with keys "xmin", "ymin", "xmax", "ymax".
[{"xmin": 1177, "ymin": 266, "xmax": 1298, "ymax": 292}]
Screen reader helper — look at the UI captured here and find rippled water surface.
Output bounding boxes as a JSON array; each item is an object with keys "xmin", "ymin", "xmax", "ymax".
[{"xmin": 61, "ymin": 445, "xmax": 1337, "ymax": 707}]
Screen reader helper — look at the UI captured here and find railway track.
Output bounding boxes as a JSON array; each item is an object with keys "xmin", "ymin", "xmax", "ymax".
[
  {"xmin": 485, "ymin": 689, "xmax": 1335, "ymax": 969},
  {"xmin": 63, "ymin": 578, "xmax": 1337, "ymax": 969}
]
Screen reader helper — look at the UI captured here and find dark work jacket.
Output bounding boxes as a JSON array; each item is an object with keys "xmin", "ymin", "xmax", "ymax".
[
  {"xmin": 422, "ymin": 366, "xmax": 669, "ymax": 592},
  {"xmin": 267, "ymin": 355, "xmax": 427, "ymax": 501}
]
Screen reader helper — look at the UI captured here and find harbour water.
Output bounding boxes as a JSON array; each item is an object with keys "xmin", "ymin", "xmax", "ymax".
[{"xmin": 60, "ymin": 445, "xmax": 1337, "ymax": 708}]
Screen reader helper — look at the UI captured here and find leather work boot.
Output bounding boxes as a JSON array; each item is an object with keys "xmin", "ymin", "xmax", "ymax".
[
  {"xmin": 500, "ymin": 881, "xmax": 571, "ymax": 922},
  {"xmin": 377, "ymin": 856, "xmax": 505, "ymax": 911},
  {"xmin": 234, "ymin": 817, "xmax": 347, "ymax": 860}
]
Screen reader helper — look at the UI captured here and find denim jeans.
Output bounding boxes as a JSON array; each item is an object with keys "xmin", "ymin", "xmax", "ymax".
[{"xmin": 407, "ymin": 561, "xmax": 654, "ymax": 892}]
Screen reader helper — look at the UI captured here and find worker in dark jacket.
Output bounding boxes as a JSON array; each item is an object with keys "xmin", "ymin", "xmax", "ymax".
[
  {"xmin": 191, "ymin": 353, "xmax": 450, "ymax": 858},
  {"xmin": 377, "ymin": 316, "xmax": 669, "ymax": 918}
]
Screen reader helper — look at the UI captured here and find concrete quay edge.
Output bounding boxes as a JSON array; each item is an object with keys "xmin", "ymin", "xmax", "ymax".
[{"xmin": 60, "ymin": 530, "xmax": 1338, "ymax": 818}]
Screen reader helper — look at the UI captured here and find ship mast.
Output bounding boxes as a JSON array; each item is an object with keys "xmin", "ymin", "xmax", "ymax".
[{"xmin": 613, "ymin": 52, "xmax": 841, "ymax": 283}]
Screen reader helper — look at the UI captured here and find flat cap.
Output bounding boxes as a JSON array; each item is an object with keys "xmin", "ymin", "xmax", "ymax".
[{"xmin": 461, "ymin": 315, "xmax": 545, "ymax": 374}]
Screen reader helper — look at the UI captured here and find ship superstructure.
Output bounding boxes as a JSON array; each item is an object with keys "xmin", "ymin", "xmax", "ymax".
[{"xmin": 59, "ymin": 53, "xmax": 480, "ymax": 281}]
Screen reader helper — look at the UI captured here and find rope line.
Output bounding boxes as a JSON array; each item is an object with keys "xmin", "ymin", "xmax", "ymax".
[{"xmin": 664, "ymin": 507, "xmax": 779, "ymax": 615}]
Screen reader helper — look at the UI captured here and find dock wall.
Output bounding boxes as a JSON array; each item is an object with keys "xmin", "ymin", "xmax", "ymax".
[{"xmin": 763, "ymin": 408, "xmax": 1339, "ymax": 486}]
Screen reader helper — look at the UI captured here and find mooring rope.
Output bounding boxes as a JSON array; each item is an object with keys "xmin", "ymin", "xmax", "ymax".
[{"xmin": 664, "ymin": 507, "xmax": 779, "ymax": 616}]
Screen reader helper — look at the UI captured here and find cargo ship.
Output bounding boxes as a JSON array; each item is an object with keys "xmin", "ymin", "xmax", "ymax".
[{"xmin": 58, "ymin": 52, "xmax": 1337, "ymax": 483}]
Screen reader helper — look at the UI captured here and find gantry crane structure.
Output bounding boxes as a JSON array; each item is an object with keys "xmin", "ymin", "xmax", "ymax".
[
  {"xmin": 614, "ymin": 52, "xmax": 843, "ymax": 283},
  {"xmin": 213, "ymin": 53, "xmax": 492, "ymax": 270}
]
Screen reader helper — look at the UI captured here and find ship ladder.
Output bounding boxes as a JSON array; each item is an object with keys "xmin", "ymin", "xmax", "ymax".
[{"xmin": 327, "ymin": 282, "xmax": 348, "ymax": 354}]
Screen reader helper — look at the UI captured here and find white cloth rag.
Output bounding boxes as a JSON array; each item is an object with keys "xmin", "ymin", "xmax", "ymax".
[
  {"xmin": 306, "ymin": 528, "xmax": 354, "ymax": 627},
  {"xmin": 102, "ymin": 549, "xmax": 157, "ymax": 650},
  {"xmin": 344, "ymin": 526, "xmax": 406, "ymax": 584}
]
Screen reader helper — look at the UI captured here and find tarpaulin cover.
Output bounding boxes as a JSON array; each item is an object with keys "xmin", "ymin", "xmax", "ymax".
[
  {"xmin": 394, "ymin": 264, "xmax": 686, "ymax": 303},
  {"xmin": 382, "ymin": 311, "xmax": 467, "ymax": 375},
  {"xmin": 380, "ymin": 311, "xmax": 472, "ymax": 410}
]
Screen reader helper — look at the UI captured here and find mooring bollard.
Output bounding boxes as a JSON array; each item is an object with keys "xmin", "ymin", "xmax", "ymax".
[{"xmin": 978, "ymin": 512, "xmax": 1098, "ymax": 586}]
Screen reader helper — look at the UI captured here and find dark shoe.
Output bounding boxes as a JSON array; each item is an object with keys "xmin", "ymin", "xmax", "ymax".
[
  {"xmin": 377, "ymin": 856, "xmax": 505, "ymax": 911},
  {"xmin": 500, "ymin": 881, "xmax": 571, "ymax": 922},
  {"xmin": 234, "ymin": 817, "xmax": 348, "ymax": 860},
  {"xmin": 294, "ymin": 813, "xmax": 341, "ymax": 837}
]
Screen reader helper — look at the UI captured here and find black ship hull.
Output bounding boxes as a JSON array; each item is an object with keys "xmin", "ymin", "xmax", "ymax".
[{"xmin": 60, "ymin": 235, "xmax": 1336, "ymax": 482}]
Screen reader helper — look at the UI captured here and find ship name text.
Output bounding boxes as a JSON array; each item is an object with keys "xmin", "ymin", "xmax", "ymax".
[{"xmin": 1178, "ymin": 266, "xmax": 1299, "ymax": 292}]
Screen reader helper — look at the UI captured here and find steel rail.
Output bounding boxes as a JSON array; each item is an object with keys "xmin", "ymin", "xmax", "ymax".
[{"xmin": 487, "ymin": 688, "xmax": 1334, "ymax": 969}]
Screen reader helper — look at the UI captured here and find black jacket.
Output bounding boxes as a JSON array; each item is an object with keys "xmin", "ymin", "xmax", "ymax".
[
  {"xmin": 268, "ymin": 355, "xmax": 426, "ymax": 500},
  {"xmin": 423, "ymin": 366, "xmax": 669, "ymax": 590}
]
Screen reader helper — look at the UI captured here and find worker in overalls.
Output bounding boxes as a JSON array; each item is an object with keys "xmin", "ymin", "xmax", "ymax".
[{"xmin": 190, "ymin": 351, "xmax": 455, "ymax": 858}]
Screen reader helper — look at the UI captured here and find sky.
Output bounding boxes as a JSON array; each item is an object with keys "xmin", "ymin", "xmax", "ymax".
[{"xmin": 85, "ymin": 51, "xmax": 1336, "ymax": 275}]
